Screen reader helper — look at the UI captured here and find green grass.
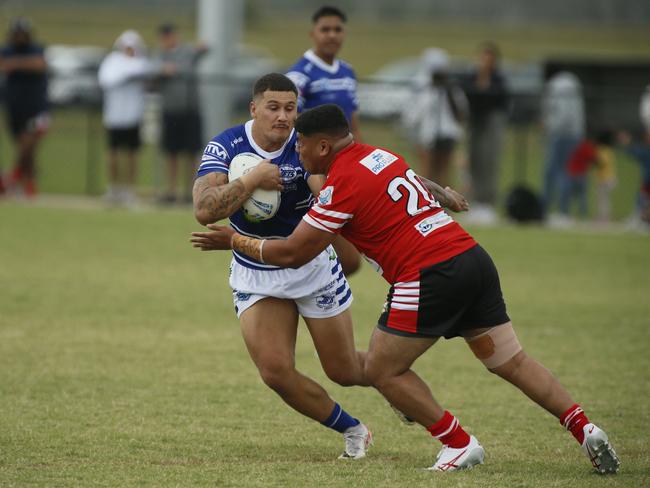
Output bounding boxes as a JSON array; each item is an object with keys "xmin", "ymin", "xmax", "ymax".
[{"xmin": 1, "ymin": 202, "xmax": 649, "ymax": 487}]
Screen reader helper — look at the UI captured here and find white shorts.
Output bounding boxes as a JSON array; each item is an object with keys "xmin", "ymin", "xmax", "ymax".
[{"xmin": 229, "ymin": 245, "xmax": 353, "ymax": 319}]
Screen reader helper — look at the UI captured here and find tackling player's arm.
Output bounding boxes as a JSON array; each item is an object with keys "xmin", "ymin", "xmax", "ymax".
[
  {"xmin": 307, "ymin": 174, "xmax": 361, "ymax": 275},
  {"xmin": 419, "ymin": 177, "xmax": 470, "ymax": 213},
  {"xmin": 193, "ymin": 162, "xmax": 283, "ymax": 225},
  {"xmin": 191, "ymin": 220, "xmax": 335, "ymax": 269}
]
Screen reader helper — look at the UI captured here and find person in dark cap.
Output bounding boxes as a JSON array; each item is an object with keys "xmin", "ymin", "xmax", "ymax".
[{"xmin": 0, "ymin": 17, "xmax": 49, "ymax": 197}]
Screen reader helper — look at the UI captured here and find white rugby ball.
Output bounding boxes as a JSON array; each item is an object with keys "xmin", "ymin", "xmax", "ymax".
[{"xmin": 228, "ymin": 152, "xmax": 281, "ymax": 221}]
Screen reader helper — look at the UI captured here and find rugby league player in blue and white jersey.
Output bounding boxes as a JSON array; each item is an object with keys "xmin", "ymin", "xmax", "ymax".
[{"xmin": 192, "ymin": 73, "xmax": 371, "ymax": 460}]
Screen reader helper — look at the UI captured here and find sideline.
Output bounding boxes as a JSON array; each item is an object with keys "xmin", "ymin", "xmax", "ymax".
[
  {"xmin": 2, "ymin": 193, "xmax": 648, "ymax": 235},
  {"xmin": 0, "ymin": 193, "xmax": 192, "ymax": 214}
]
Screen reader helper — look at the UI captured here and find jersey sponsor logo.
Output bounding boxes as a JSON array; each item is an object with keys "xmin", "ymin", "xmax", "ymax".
[
  {"xmin": 311, "ymin": 77, "xmax": 356, "ymax": 93},
  {"xmin": 286, "ymin": 71, "xmax": 309, "ymax": 89},
  {"xmin": 230, "ymin": 136, "xmax": 244, "ymax": 148},
  {"xmin": 280, "ymin": 164, "xmax": 299, "ymax": 193},
  {"xmin": 204, "ymin": 141, "xmax": 229, "ymax": 160},
  {"xmin": 316, "ymin": 280, "xmax": 336, "ymax": 293},
  {"xmin": 414, "ymin": 212, "xmax": 453, "ymax": 237},
  {"xmin": 316, "ymin": 292, "xmax": 336, "ymax": 310},
  {"xmin": 279, "ymin": 164, "xmax": 298, "ymax": 182},
  {"xmin": 318, "ymin": 186, "xmax": 334, "ymax": 205},
  {"xmin": 360, "ymin": 149, "xmax": 398, "ymax": 175}
]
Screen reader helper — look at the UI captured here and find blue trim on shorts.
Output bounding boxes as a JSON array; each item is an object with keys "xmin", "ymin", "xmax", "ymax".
[
  {"xmin": 233, "ymin": 252, "xmax": 282, "ymax": 271},
  {"xmin": 338, "ymin": 287, "xmax": 352, "ymax": 307}
]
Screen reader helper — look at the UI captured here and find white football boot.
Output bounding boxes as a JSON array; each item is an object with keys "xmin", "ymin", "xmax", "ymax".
[
  {"xmin": 338, "ymin": 423, "xmax": 373, "ymax": 460},
  {"xmin": 581, "ymin": 423, "xmax": 620, "ymax": 474},
  {"xmin": 427, "ymin": 435, "xmax": 485, "ymax": 472}
]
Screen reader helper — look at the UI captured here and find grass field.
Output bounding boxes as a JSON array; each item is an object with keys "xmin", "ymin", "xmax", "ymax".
[
  {"xmin": 1, "ymin": 6, "xmax": 649, "ymax": 485},
  {"xmin": 1, "ymin": 201, "xmax": 649, "ymax": 487}
]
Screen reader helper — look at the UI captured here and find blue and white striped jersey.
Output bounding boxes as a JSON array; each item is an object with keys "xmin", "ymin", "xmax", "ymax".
[
  {"xmin": 197, "ymin": 120, "xmax": 314, "ymax": 270},
  {"xmin": 286, "ymin": 50, "xmax": 359, "ymax": 123}
]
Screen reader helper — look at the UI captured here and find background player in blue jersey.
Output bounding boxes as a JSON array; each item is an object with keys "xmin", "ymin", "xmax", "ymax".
[
  {"xmin": 192, "ymin": 73, "xmax": 372, "ymax": 460},
  {"xmin": 286, "ymin": 6, "xmax": 362, "ymax": 143},
  {"xmin": 286, "ymin": 5, "xmax": 362, "ymax": 273},
  {"xmin": 0, "ymin": 18, "xmax": 49, "ymax": 197}
]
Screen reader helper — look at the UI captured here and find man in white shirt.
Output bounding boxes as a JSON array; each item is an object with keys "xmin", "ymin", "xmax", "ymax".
[{"xmin": 98, "ymin": 30, "xmax": 152, "ymax": 206}]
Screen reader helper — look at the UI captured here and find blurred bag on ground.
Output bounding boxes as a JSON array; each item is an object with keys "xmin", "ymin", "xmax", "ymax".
[{"xmin": 505, "ymin": 184, "xmax": 544, "ymax": 222}]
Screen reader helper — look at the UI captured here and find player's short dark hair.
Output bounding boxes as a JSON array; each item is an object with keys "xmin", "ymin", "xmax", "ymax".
[
  {"xmin": 295, "ymin": 104, "xmax": 349, "ymax": 138},
  {"xmin": 312, "ymin": 6, "xmax": 346, "ymax": 23},
  {"xmin": 252, "ymin": 73, "xmax": 298, "ymax": 98}
]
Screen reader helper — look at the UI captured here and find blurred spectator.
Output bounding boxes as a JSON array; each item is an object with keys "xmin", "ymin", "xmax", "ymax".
[
  {"xmin": 559, "ymin": 131, "xmax": 614, "ymax": 220},
  {"xmin": 593, "ymin": 130, "xmax": 617, "ymax": 223},
  {"xmin": 153, "ymin": 22, "xmax": 207, "ymax": 205},
  {"xmin": 541, "ymin": 71, "xmax": 585, "ymax": 217},
  {"xmin": 462, "ymin": 41, "xmax": 509, "ymax": 224},
  {"xmin": 640, "ymin": 84, "xmax": 650, "ymax": 133},
  {"xmin": 0, "ymin": 18, "xmax": 49, "ymax": 197},
  {"xmin": 98, "ymin": 30, "xmax": 153, "ymax": 206},
  {"xmin": 401, "ymin": 48, "xmax": 467, "ymax": 187},
  {"xmin": 618, "ymin": 130, "xmax": 650, "ymax": 228},
  {"xmin": 286, "ymin": 5, "xmax": 362, "ymax": 142}
]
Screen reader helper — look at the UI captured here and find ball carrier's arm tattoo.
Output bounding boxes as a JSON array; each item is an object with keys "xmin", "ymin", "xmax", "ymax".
[
  {"xmin": 231, "ymin": 233, "xmax": 265, "ymax": 263},
  {"xmin": 193, "ymin": 173, "xmax": 254, "ymax": 225}
]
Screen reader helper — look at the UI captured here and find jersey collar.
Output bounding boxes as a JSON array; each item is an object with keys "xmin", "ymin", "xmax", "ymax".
[
  {"xmin": 304, "ymin": 49, "xmax": 340, "ymax": 74},
  {"xmin": 244, "ymin": 120, "xmax": 295, "ymax": 159}
]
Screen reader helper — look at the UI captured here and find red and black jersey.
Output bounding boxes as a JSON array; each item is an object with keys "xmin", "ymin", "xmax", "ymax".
[{"xmin": 303, "ymin": 143, "xmax": 476, "ymax": 284}]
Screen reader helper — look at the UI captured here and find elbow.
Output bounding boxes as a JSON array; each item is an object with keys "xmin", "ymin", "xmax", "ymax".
[
  {"xmin": 194, "ymin": 207, "xmax": 217, "ymax": 226},
  {"xmin": 340, "ymin": 258, "xmax": 360, "ymax": 276}
]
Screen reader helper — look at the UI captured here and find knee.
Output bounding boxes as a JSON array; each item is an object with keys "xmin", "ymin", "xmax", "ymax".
[
  {"xmin": 489, "ymin": 350, "xmax": 527, "ymax": 378},
  {"xmin": 363, "ymin": 359, "xmax": 387, "ymax": 388},
  {"xmin": 257, "ymin": 362, "xmax": 294, "ymax": 393}
]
